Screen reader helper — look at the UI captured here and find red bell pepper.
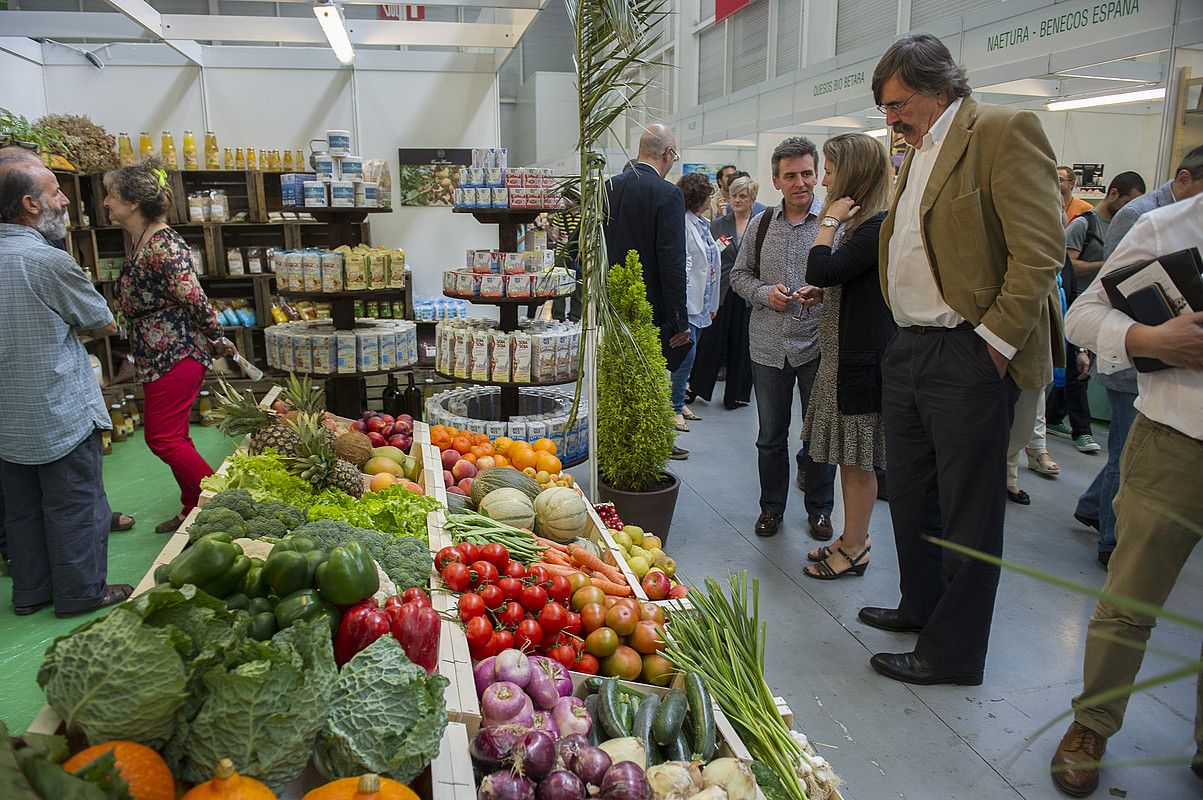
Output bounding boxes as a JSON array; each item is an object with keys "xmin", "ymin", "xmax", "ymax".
[
  {"xmin": 385, "ymin": 596, "xmax": 440, "ymax": 673},
  {"xmin": 334, "ymin": 598, "xmax": 391, "ymax": 667}
]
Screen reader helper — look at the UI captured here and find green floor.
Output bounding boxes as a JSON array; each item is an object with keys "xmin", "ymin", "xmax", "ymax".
[{"xmin": 0, "ymin": 425, "xmax": 237, "ymax": 734}]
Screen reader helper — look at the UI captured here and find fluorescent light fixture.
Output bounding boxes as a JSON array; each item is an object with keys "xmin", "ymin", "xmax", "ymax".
[
  {"xmin": 313, "ymin": 1, "xmax": 354, "ymax": 65},
  {"xmin": 714, "ymin": 138, "xmax": 758, "ymax": 147},
  {"xmin": 864, "ymin": 128, "xmax": 889, "ymax": 138},
  {"xmin": 1045, "ymin": 87, "xmax": 1164, "ymax": 112}
]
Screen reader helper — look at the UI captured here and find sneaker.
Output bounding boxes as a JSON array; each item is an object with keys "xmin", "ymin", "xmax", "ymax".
[
  {"xmin": 1048, "ymin": 422, "xmax": 1073, "ymax": 439},
  {"xmin": 1074, "ymin": 434, "xmax": 1101, "ymax": 453}
]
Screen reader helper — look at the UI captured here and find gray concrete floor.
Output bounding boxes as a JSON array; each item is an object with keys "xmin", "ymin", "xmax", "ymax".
[{"xmin": 658, "ymin": 385, "xmax": 1202, "ymax": 800}]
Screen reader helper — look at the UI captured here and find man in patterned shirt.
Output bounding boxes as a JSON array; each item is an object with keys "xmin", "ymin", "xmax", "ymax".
[{"xmin": 0, "ymin": 162, "xmax": 133, "ymax": 617}]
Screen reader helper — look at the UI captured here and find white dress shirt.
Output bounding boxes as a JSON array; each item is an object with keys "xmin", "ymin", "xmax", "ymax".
[
  {"xmin": 887, "ymin": 97, "xmax": 1014, "ymax": 358},
  {"xmin": 1065, "ymin": 192, "xmax": 1203, "ymax": 440}
]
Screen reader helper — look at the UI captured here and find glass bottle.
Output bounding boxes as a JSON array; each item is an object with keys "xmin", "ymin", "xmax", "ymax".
[
  {"xmin": 296, "ymin": 149, "xmax": 305, "ymax": 170},
  {"xmin": 404, "ymin": 373, "xmax": 424, "ymax": 422},
  {"xmin": 235, "ymin": 147, "xmax": 245, "ymax": 170},
  {"xmin": 258, "ymin": 149, "xmax": 268, "ymax": 171},
  {"xmin": 270, "ymin": 150, "xmax": 282, "ymax": 171},
  {"xmin": 245, "ymin": 148, "xmax": 256, "ymax": 171},
  {"xmin": 205, "ymin": 131, "xmax": 220, "ymax": 169},
  {"xmin": 138, "ymin": 131, "xmax": 154, "ymax": 161},
  {"xmin": 198, "ymin": 390, "xmax": 215, "ymax": 426},
  {"xmin": 117, "ymin": 132, "xmax": 134, "ymax": 166},
  {"xmin": 119, "ymin": 396, "xmax": 134, "ymax": 436},
  {"xmin": 282, "ymin": 149, "xmax": 294, "ymax": 172},
  {"xmin": 124, "ymin": 393, "xmax": 141, "ymax": 429},
  {"xmin": 382, "ymin": 372, "xmax": 404, "ymax": 417},
  {"xmin": 160, "ymin": 130, "xmax": 177, "ymax": 169},
  {"xmin": 102, "ymin": 430, "xmax": 112, "ymax": 455},
  {"xmin": 223, "ymin": 148, "xmax": 235, "ymax": 170},
  {"xmin": 110, "ymin": 404, "xmax": 128, "ymax": 442},
  {"xmin": 182, "ymin": 130, "xmax": 198, "ymax": 170}
]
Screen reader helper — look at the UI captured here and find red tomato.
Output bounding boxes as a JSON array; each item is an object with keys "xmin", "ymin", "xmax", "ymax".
[
  {"xmin": 469, "ymin": 560, "xmax": 500, "ymax": 589},
  {"xmin": 489, "ymin": 629, "xmax": 514, "ymax": 654},
  {"xmin": 527, "ymin": 565, "xmax": 551, "ymax": 587},
  {"xmin": 514, "ymin": 618, "xmax": 544, "ymax": 652},
  {"xmin": 538, "ymin": 601, "xmax": 568, "ymax": 636},
  {"xmin": 442, "ymin": 562, "xmax": 471, "ymax": 592},
  {"xmin": 520, "ymin": 584, "xmax": 549, "ymax": 613},
  {"xmin": 503, "ymin": 560, "xmax": 527, "ymax": 579},
  {"xmin": 575, "ymin": 653, "xmax": 600, "ymax": 674},
  {"xmin": 454, "ymin": 542, "xmax": 479, "ymax": 564},
  {"xmin": 458, "ymin": 592, "xmax": 485, "ymax": 621},
  {"xmin": 547, "ymin": 575, "xmax": 572, "ymax": 605},
  {"xmin": 549, "ymin": 644, "xmax": 578, "ymax": 670},
  {"xmin": 466, "ymin": 615, "xmax": 494, "ymax": 655},
  {"xmin": 562, "ymin": 611, "xmax": 582, "ymax": 637},
  {"xmin": 401, "ymin": 587, "xmax": 430, "ymax": 607},
  {"xmin": 435, "ymin": 546, "xmax": 464, "ymax": 571},
  {"xmin": 480, "ymin": 543, "xmax": 510, "ymax": 571},
  {"xmin": 496, "ymin": 600, "xmax": 525, "ymax": 628},
  {"xmin": 478, "ymin": 584, "xmax": 505, "ymax": 611},
  {"xmin": 497, "ymin": 577, "xmax": 524, "ymax": 603}
]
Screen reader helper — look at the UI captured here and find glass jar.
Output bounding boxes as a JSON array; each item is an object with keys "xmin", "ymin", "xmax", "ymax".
[
  {"xmin": 124, "ymin": 393, "xmax": 141, "ymax": 430},
  {"xmin": 182, "ymin": 130, "xmax": 198, "ymax": 170},
  {"xmin": 245, "ymin": 148, "xmax": 256, "ymax": 170},
  {"xmin": 282, "ymin": 149, "xmax": 294, "ymax": 171},
  {"xmin": 160, "ymin": 130, "xmax": 177, "ymax": 169},
  {"xmin": 205, "ymin": 131, "xmax": 220, "ymax": 169},
  {"xmin": 235, "ymin": 148, "xmax": 245, "ymax": 170},
  {"xmin": 198, "ymin": 390, "xmax": 214, "ymax": 426},
  {"xmin": 138, "ymin": 131, "xmax": 154, "ymax": 161},
  {"xmin": 223, "ymin": 147, "xmax": 235, "ymax": 170},
  {"xmin": 117, "ymin": 132, "xmax": 134, "ymax": 166},
  {"xmin": 110, "ymin": 404, "xmax": 128, "ymax": 442}
]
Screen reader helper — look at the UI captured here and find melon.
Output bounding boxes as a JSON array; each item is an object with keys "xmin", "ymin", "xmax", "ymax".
[
  {"xmin": 372, "ymin": 445, "xmax": 408, "ymax": 463},
  {"xmin": 470, "ymin": 467, "xmax": 543, "ymax": 507},
  {"xmin": 534, "ymin": 486, "xmax": 589, "ymax": 543},
  {"xmin": 478, "ymin": 488, "xmax": 536, "ymax": 530},
  {"xmin": 445, "ymin": 492, "xmax": 475, "ymax": 514}
]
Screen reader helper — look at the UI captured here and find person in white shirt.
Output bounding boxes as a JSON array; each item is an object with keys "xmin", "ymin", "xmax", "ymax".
[{"xmin": 1049, "ymin": 192, "xmax": 1203, "ymax": 797}]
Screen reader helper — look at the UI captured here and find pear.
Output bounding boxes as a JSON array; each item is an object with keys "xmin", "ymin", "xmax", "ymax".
[
  {"xmin": 624, "ymin": 525, "xmax": 645, "ymax": 546},
  {"xmin": 643, "ymin": 534, "xmax": 663, "ymax": 551},
  {"xmin": 611, "ymin": 530, "xmax": 633, "ymax": 552},
  {"xmin": 627, "ymin": 555, "xmax": 651, "ymax": 578}
]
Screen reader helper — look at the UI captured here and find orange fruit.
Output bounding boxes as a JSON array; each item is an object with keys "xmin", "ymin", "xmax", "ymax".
[
  {"xmin": 472, "ymin": 431, "xmax": 490, "ymax": 445},
  {"xmin": 536, "ymin": 452, "xmax": 563, "ymax": 474},
  {"xmin": 475, "ymin": 442, "xmax": 495, "ymax": 457},
  {"xmin": 63, "ymin": 742, "xmax": 174, "ymax": 800},
  {"xmin": 493, "ymin": 454, "xmax": 511, "ymax": 468},
  {"xmin": 510, "ymin": 447, "xmax": 539, "ymax": 471},
  {"xmin": 431, "ymin": 431, "xmax": 451, "ymax": 450},
  {"xmin": 532, "ymin": 437, "xmax": 557, "ymax": 455},
  {"xmin": 451, "ymin": 435, "xmax": 473, "ymax": 455},
  {"xmin": 460, "ymin": 451, "xmax": 477, "ymax": 464},
  {"xmin": 493, "ymin": 436, "xmax": 514, "ymax": 455},
  {"xmin": 430, "ymin": 424, "xmax": 447, "ymax": 438}
]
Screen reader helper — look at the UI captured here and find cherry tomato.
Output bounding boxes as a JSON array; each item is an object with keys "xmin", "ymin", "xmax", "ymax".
[
  {"xmin": 497, "ymin": 576, "xmax": 524, "ymax": 603},
  {"xmin": 442, "ymin": 562, "xmax": 471, "ymax": 592},
  {"xmin": 465, "ymin": 615, "xmax": 494, "ymax": 656},
  {"xmin": 538, "ymin": 601, "xmax": 568, "ymax": 636},
  {"xmin": 489, "ymin": 629, "xmax": 514, "ymax": 654},
  {"xmin": 478, "ymin": 584, "xmax": 505, "ymax": 611},
  {"xmin": 480, "ymin": 543, "xmax": 510, "ymax": 571},
  {"xmin": 527, "ymin": 565, "xmax": 551, "ymax": 587},
  {"xmin": 402, "ymin": 587, "xmax": 430, "ymax": 607},
  {"xmin": 549, "ymin": 644, "xmax": 578, "ymax": 670},
  {"xmin": 547, "ymin": 575, "xmax": 572, "ymax": 605},
  {"xmin": 454, "ymin": 542, "xmax": 479, "ymax": 564},
  {"xmin": 562, "ymin": 611, "xmax": 582, "ymax": 637},
  {"xmin": 575, "ymin": 653, "xmax": 599, "ymax": 674},
  {"xmin": 503, "ymin": 560, "xmax": 527, "ymax": 579},
  {"xmin": 469, "ymin": 560, "xmax": 500, "ymax": 589},
  {"xmin": 435, "ymin": 546, "xmax": 464, "ymax": 571},
  {"xmin": 458, "ymin": 592, "xmax": 485, "ymax": 621},
  {"xmin": 514, "ymin": 618, "xmax": 544, "ymax": 652},
  {"xmin": 520, "ymin": 584, "xmax": 549, "ymax": 613},
  {"xmin": 565, "ymin": 571, "xmax": 590, "ymax": 595},
  {"xmin": 496, "ymin": 600, "xmax": 525, "ymax": 628}
]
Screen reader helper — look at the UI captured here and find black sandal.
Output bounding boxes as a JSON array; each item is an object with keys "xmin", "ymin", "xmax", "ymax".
[
  {"xmin": 807, "ymin": 543, "xmax": 835, "ymax": 562},
  {"xmin": 110, "ymin": 512, "xmax": 135, "ymax": 532},
  {"xmin": 1007, "ymin": 488, "xmax": 1031, "ymax": 505},
  {"xmin": 804, "ymin": 545, "xmax": 870, "ymax": 580},
  {"xmin": 56, "ymin": 584, "xmax": 134, "ymax": 618}
]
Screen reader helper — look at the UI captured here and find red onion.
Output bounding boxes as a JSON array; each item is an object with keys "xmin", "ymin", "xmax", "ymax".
[
  {"xmin": 599, "ymin": 761, "xmax": 650, "ymax": 800},
  {"xmin": 556, "ymin": 733, "xmax": 589, "ymax": 763},
  {"xmin": 530, "ymin": 655, "xmax": 573, "ymax": 698},
  {"xmin": 496, "ymin": 648, "xmax": 532, "ymax": 688},
  {"xmin": 474, "ymin": 655, "xmax": 498, "ymax": 697},
  {"xmin": 480, "ymin": 771, "xmax": 536, "ymax": 800},
  {"xmin": 525, "ymin": 658, "xmax": 559, "ymax": 710},
  {"xmin": 470, "ymin": 725, "xmax": 523, "ymax": 770},
  {"xmin": 482, "ymin": 681, "xmax": 534, "ymax": 726},
  {"xmin": 536, "ymin": 770, "xmax": 587, "ymax": 800},
  {"xmin": 529, "ymin": 710, "xmax": 560, "ymax": 739},
  {"xmin": 552, "ymin": 696, "xmax": 591, "ymax": 738},
  {"xmin": 567, "ymin": 746, "xmax": 612, "ymax": 787},
  {"xmin": 513, "ymin": 730, "xmax": 557, "ymax": 780}
]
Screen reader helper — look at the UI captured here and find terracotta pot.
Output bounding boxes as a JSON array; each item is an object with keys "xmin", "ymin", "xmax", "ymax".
[{"xmin": 596, "ymin": 470, "xmax": 680, "ymax": 544}]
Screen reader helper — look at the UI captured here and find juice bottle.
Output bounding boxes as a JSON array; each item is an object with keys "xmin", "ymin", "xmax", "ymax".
[
  {"xmin": 245, "ymin": 148, "xmax": 256, "ymax": 170},
  {"xmin": 198, "ymin": 390, "xmax": 214, "ymax": 426},
  {"xmin": 282, "ymin": 149, "xmax": 294, "ymax": 171},
  {"xmin": 205, "ymin": 131, "xmax": 220, "ymax": 169},
  {"xmin": 182, "ymin": 130, "xmax": 198, "ymax": 170},
  {"xmin": 117, "ymin": 132, "xmax": 134, "ymax": 166},
  {"xmin": 296, "ymin": 149, "xmax": 305, "ymax": 170},
  {"xmin": 110, "ymin": 404, "xmax": 128, "ymax": 442},
  {"xmin": 120, "ymin": 396, "xmax": 135, "ymax": 436},
  {"xmin": 161, "ymin": 131, "xmax": 177, "ymax": 169},
  {"xmin": 258, "ymin": 149, "xmax": 268, "ymax": 171},
  {"xmin": 138, "ymin": 131, "xmax": 154, "ymax": 161},
  {"xmin": 223, "ymin": 148, "xmax": 234, "ymax": 170},
  {"xmin": 235, "ymin": 147, "xmax": 245, "ymax": 170},
  {"xmin": 268, "ymin": 150, "xmax": 281, "ymax": 171}
]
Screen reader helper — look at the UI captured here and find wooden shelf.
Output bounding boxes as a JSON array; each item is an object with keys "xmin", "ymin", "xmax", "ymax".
[
  {"xmin": 291, "ymin": 363, "xmax": 417, "ymax": 378},
  {"xmin": 452, "ymin": 207, "xmax": 562, "ymax": 224},
  {"xmin": 442, "ymin": 291, "xmax": 571, "ymax": 305},
  {"xmin": 434, "ymin": 369, "xmax": 577, "ymax": 388},
  {"xmin": 279, "ymin": 287, "xmax": 408, "ymax": 301}
]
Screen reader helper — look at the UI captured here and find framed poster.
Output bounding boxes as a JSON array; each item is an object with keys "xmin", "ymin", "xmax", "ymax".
[{"xmin": 394, "ymin": 147, "xmax": 472, "ymax": 206}]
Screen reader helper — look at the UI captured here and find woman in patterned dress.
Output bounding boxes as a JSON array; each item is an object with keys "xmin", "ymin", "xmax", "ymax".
[
  {"xmin": 105, "ymin": 161, "xmax": 236, "ymax": 533},
  {"xmin": 796, "ymin": 133, "xmax": 896, "ymax": 580}
]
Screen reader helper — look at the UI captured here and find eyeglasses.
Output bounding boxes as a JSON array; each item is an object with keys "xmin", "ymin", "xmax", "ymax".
[
  {"xmin": 1058, "ymin": 176, "xmax": 1075, "ymax": 184},
  {"xmin": 876, "ymin": 91, "xmax": 917, "ymax": 114},
  {"xmin": 668, "ymin": 147, "xmax": 680, "ymax": 163}
]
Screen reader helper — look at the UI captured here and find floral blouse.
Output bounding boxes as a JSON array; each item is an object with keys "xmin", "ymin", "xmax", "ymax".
[{"xmin": 116, "ymin": 228, "xmax": 224, "ymax": 383}]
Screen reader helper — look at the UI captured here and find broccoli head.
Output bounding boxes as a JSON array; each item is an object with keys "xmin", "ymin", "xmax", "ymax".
[
  {"xmin": 245, "ymin": 515, "xmax": 289, "ymax": 540},
  {"xmin": 253, "ymin": 499, "xmax": 307, "ymax": 532},
  {"xmin": 205, "ymin": 488, "xmax": 256, "ymax": 520},
  {"xmin": 187, "ymin": 506, "xmax": 249, "ymax": 542},
  {"xmin": 295, "ymin": 520, "xmax": 431, "ymax": 591}
]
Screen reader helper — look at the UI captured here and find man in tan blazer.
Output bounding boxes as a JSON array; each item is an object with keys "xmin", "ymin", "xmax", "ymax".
[{"xmin": 857, "ymin": 33, "xmax": 1065, "ymax": 686}]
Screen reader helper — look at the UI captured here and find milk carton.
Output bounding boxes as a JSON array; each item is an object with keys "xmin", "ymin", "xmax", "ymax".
[
  {"xmin": 526, "ymin": 419, "xmax": 547, "ymax": 442},
  {"xmin": 480, "ymin": 274, "xmax": 505, "ymax": 299},
  {"xmin": 486, "ymin": 420, "xmax": 508, "ymax": 440},
  {"xmin": 470, "ymin": 330, "xmax": 491, "ymax": 382},
  {"xmin": 511, "ymin": 330, "xmax": 532, "ymax": 383},
  {"xmin": 503, "ymin": 253, "xmax": 526, "ymax": 275},
  {"xmin": 452, "ymin": 327, "xmax": 471, "ymax": 379},
  {"xmin": 357, "ymin": 331, "xmax": 379, "ymax": 372},
  {"xmin": 443, "ymin": 270, "xmax": 459, "ymax": 295},
  {"xmin": 490, "ymin": 331, "xmax": 511, "ymax": 382},
  {"xmin": 455, "ymin": 271, "xmax": 474, "ymax": 297},
  {"xmin": 506, "ymin": 274, "xmax": 532, "ymax": 299},
  {"xmin": 507, "ymin": 419, "xmax": 528, "ymax": 442},
  {"xmin": 556, "ymin": 330, "xmax": 573, "ymax": 381},
  {"xmin": 473, "ymin": 250, "xmax": 498, "ymax": 274}
]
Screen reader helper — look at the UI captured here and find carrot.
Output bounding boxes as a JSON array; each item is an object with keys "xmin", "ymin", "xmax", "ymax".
[
  {"xmin": 534, "ymin": 536, "xmax": 571, "ymax": 554},
  {"xmin": 569, "ymin": 545, "xmax": 625, "ymax": 583},
  {"xmin": 588, "ymin": 576, "xmax": 634, "ymax": 596},
  {"xmin": 532, "ymin": 561, "xmax": 578, "ymax": 574},
  {"xmin": 541, "ymin": 549, "xmax": 573, "ymax": 567}
]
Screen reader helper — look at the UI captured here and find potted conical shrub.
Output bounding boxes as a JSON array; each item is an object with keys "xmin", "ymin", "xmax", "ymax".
[{"xmin": 596, "ymin": 249, "xmax": 681, "ymax": 538}]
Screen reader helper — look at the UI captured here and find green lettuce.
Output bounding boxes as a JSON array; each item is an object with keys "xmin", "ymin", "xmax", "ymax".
[
  {"xmin": 313, "ymin": 637, "xmax": 449, "ymax": 784},
  {"xmin": 307, "ymin": 484, "xmax": 441, "ymax": 540}
]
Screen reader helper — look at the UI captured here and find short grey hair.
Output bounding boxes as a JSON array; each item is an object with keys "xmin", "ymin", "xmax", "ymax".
[
  {"xmin": 727, "ymin": 175, "xmax": 758, "ymax": 199},
  {"xmin": 771, "ymin": 136, "xmax": 818, "ymax": 178},
  {"xmin": 872, "ymin": 33, "xmax": 972, "ymax": 104},
  {"xmin": 0, "ymin": 146, "xmax": 42, "ymax": 167},
  {"xmin": 0, "ymin": 164, "xmax": 43, "ymax": 223}
]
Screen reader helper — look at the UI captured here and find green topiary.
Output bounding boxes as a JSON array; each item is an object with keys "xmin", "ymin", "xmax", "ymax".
[{"xmin": 597, "ymin": 249, "xmax": 675, "ymax": 492}]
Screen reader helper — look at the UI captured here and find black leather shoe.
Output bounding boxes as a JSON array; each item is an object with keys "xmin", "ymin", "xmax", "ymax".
[
  {"xmin": 1097, "ymin": 551, "xmax": 1111, "ymax": 569},
  {"xmin": 754, "ymin": 511, "xmax": 782, "ymax": 537},
  {"xmin": 869, "ymin": 651, "xmax": 983, "ymax": 686},
  {"xmin": 858, "ymin": 606, "xmax": 923, "ymax": 633},
  {"xmin": 1074, "ymin": 512, "xmax": 1100, "ymax": 532},
  {"xmin": 669, "ymin": 446, "xmax": 689, "ymax": 460},
  {"xmin": 808, "ymin": 514, "xmax": 833, "ymax": 541},
  {"xmin": 14, "ymin": 599, "xmax": 52, "ymax": 616}
]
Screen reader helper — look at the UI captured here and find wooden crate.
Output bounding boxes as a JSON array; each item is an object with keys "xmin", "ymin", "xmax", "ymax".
[
  {"xmin": 427, "ymin": 510, "xmax": 482, "ymax": 734},
  {"xmin": 583, "ymin": 502, "xmax": 694, "ymax": 613}
]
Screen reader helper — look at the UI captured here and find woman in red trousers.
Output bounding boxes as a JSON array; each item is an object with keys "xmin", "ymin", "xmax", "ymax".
[{"xmin": 105, "ymin": 160, "xmax": 236, "ymax": 532}]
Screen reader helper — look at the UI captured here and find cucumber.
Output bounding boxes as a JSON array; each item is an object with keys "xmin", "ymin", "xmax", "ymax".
[
  {"xmin": 584, "ymin": 693, "xmax": 602, "ymax": 745},
  {"xmin": 598, "ymin": 679, "xmax": 630, "ymax": 739},
  {"xmin": 652, "ymin": 687, "xmax": 688, "ymax": 745},
  {"xmin": 632, "ymin": 693, "xmax": 660, "ymax": 749},
  {"xmin": 685, "ymin": 672, "xmax": 717, "ymax": 761},
  {"xmin": 662, "ymin": 731, "xmax": 690, "ymax": 761}
]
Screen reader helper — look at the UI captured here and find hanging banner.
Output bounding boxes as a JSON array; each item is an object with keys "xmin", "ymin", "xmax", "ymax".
[{"xmin": 715, "ymin": 0, "xmax": 748, "ymax": 24}]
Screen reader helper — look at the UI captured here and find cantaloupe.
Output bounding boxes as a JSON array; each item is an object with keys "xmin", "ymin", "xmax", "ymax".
[
  {"xmin": 533, "ymin": 487, "xmax": 589, "ymax": 543},
  {"xmin": 478, "ymin": 488, "xmax": 536, "ymax": 530},
  {"xmin": 469, "ymin": 468, "xmax": 543, "ymax": 506}
]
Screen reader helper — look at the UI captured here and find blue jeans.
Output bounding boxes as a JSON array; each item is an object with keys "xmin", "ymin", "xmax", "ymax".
[
  {"xmin": 1075, "ymin": 388, "xmax": 1138, "ymax": 554},
  {"xmin": 750, "ymin": 358, "xmax": 836, "ymax": 516},
  {"xmin": 670, "ymin": 324, "xmax": 700, "ymax": 413}
]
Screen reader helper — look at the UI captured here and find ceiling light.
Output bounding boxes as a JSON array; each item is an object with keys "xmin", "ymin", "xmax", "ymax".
[
  {"xmin": 313, "ymin": 1, "xmax": 354, "ymax": 65},
  {"xmin": 1045, "ymin": 87, "xmax": 1164, "ymax": 112},
  {"xmin": 864, "ymin": 128, "xmax": 889, "ymax": 138},
  {"xmin": 714, "ymin": 138, "xmax": 757, "ymax": 147}
]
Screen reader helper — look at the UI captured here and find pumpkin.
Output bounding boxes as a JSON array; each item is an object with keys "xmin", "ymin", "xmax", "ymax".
[
  {"xmin": 479, "ymin": 488, "xmax": 536, "ymax": 529},
  {"xmin": 180, "ymin": 759, "xmax": 276, "ymax": 800},
  {"xmin": 534, "ymin": 486, "xmax": 589, "ymax": 543},
  {"xmin": 469, "ymin": 467, "xmax": 543, "ymax": 506},
  {"xmin": 62, "ymin": 741, "xmax": 175, "ymax": 800},
  {"xmin": 302, "ymin": 773, "xmax": 419, "ymax": 800}
]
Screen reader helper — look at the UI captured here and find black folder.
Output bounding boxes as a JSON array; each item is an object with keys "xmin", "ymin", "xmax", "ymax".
[{"xmin": 1100, "ymin": 248, "xmax": 1203, "ymax": 373}]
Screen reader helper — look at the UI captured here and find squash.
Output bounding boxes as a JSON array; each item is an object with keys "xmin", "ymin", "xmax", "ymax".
[
  {"xmin": 180, "ymin": 759, "xmax": 276, "ymax": 800},
  {"xmin": 479, "ymin": 488, "xmax": 536, "ymax": 529},
  {"xmin": 469, "ymin": 467, "xmax": 543, "ymax": 506},
  {"xmin": 444, "ymin": 491, "xmax": 475, "ymax": 514},
  {"xmin": 63, "ymin": 741, "xmax": 175, "ymax": 800},
  {"xmin": 534, "ymin": 486, "xmax": 589, "ymax": 543},
  {"xmin": 302, "ymin": 773, "xmax": 419, "ymax": 800}
]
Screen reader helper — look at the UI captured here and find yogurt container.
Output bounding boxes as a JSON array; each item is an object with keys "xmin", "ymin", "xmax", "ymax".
[
  {"xmin": 313, "ymin": 153, "xmax": 336, "ymax": 181},
  {"xmin": 303, "ymin": 181, "xmax": 328, "ymax": 208},
  {"xmin": 339, "ymin": 155, "xmax": 363, "ymax": 179},
  {"xmin": 326, "ymin": 129, "xmax": 352, "ymax": 155},
  {"xmin": 330, "ymin": 180, "xmax": 355, "ymax": 208}
]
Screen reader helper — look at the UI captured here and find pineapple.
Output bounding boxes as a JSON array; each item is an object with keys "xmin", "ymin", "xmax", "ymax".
[
  {"xmin": 284, "ymin": 412, "xmax": 364, "ymax": 498},
  {"xmin": 281, "ymin": 373, "xmax": 326, "ymax": 416},
  {"xmin": 211, "ymin": 381, "xmax": 302, "ymax": 457}
]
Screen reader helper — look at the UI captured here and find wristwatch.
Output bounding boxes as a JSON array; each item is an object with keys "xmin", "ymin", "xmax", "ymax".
[{"xmin": 820, "ymin": 216, "xmax": 840, "ymax": 228}]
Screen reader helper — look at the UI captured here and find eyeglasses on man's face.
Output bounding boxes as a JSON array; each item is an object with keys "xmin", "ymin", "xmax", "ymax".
[
  {"xmin": 876, "ymin": 91, "xmax": 918, "ymax": 115},
  {"xmin": 668, "ymin": 147, "xmax": 680, "ymax": 163}
]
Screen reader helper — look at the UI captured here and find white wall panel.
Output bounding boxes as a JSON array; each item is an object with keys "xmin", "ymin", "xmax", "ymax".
[
  {"xmin": 1032, "ymin": 107, "xmax": 1163, "ymax": 194},
  {"xmin": 0, "ymin": 50, "xmax": 47, "ymax": 121},
  {"xmin": 835, "ymin": 0, "xmax": 896, "ymax": 55},
  {"xmin": 43, "ymin": 64, "xmax": 204, "ymax": 139},
  {"xmin": 204, "ymin": 67, "xmax": 354, "ymax": 150}
]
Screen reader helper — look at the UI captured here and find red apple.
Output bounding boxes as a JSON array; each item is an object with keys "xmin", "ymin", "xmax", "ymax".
[
  {"xmin": 441, "ymin": 449, "xmax": 461, "ymax": 470},
  {"xmin": 395, "ymin": 434, "xmax": 413, "ymax": 453},
  {"xmin": 400, "ymin": 479, "xmax": 424, "ymax": 495},
  {"xmin": 361, "ymin": 410, "xmax": 378, "ymax": 422},
  {"xmin": 351, "ymin": 419, "xmax": 367, "ymax": 432},
  {"xmin": 377, "ymin": 422, "xmax": 394, "ymax": 438},
  {"xmin": 451, "ymin": 459, "xmax": 477, "ymax": 481},
  {"xmin": 457, "ymin": 477, "xmax": 474, "ymax": 494},
  {"xmin": 379, "ymin": 414, "xmax": 395, "ymax": 427},
  {"xmin": 398, "ymin": 413, "xmax": 414, "ymax": 426},
  {"xmin": 392, "ymin": 418, "xmax": 414, "ymax": 437},
  {"xmin": 641, "ymin": 571, "xmax": 671, "ymax": 601},
  {"xmin": 367, "ymin": 431, "xmax": 387, "ymax": 448},
  {"xmin": 443, "ymin": 470, "xmax": 454, "ymax": 488},
  {"xmin": 387, "ymin": 433, "xmax": 408, "ymax": 450},
  {"xmin": 447, "ymin": 486, "xmax": 467, "ymax": 496},
  {"xmin": 667, "ymin": 584, "xmax": 689, "ymax": 599},
  {"xmin": 366, "ymin": 416, "xmax": 389, "ymax": 434}
]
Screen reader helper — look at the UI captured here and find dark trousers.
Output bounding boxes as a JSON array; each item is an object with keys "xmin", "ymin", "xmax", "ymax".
[
  {"xmin": 1047, "ymin": 344, "xmax": 1092, "ymax": 437},
  {"xmin": 1, "ymin": 430, "xmax": 111, "ymax": 613},
  {"xmin": 690, "ymin": 296, "xmax": 753, "ymax": 407},
  {"xmin": 882, "ymin": 327, "xmax": 1019, "ymax": 673},
  {"xmin": 750, "ymin": 358, "xmax": 836, "ymax": 517}
]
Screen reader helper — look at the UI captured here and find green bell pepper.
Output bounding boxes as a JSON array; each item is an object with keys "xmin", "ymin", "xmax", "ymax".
[
  {"xmin": 314, "ymin": 607, "xmax": 340, "ymax": 638},
  {"xmin": 274, "ymin": 589, "xmax": 336, "ymax": 630},
  {"xmin": 248, "ymin": 611, "xmax": 278, "ymax": 641},
  {"xmin": 198, "ymin": 531, "xmax": 233, "ymax": 543},
  {"xmin": 248, "ymin": 596, "xmax": 274, "ymax": 616},
  {"xmin": 241, "ymin": 565, "xmax": 267, "ymax": 598},
  {"xmin": 263, "ymin": 549, "xmax": 312, "ymax": 597},
  {"xmin": 315, "ymin": 541, "xmax": 379, "ymax": 606},
  {"xmin": 224, "ymin": 592, "xmax": 250, "ymax": 611},
  {"xmin": 153, "ymin": 564, "xmax": 172, "ymax": 586},
  {"xmin": 202, "ymin": 554, "xmax": 252, "ymax": 599},
  {"xmin": 168, "ymin": 536, "xmax": 240, "ymax": 591},
  {"xmin": 303, "ymin": 549, "xmax": 327, "ymax": 583}
]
